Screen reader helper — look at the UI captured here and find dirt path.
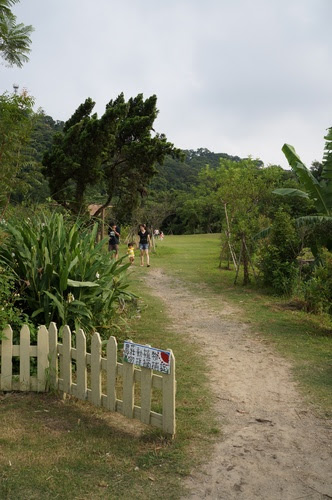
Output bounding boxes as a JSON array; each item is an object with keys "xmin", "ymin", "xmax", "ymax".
[{"xmin": 144, "ymin": 268, "xmax": 332, "ymax": 500}]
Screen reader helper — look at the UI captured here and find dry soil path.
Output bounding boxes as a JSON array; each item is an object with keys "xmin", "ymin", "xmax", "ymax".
[{"xmin": 144, "ymin": 267, "xmax": 332, "ymax": 500}]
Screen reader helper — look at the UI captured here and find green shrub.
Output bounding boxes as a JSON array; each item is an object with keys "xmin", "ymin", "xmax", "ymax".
[
  {"xmin": 0, "ymin": 212, "xmax": 133, "ymax": 339},
  {"xmin": 303, "ymin": 249, "xmax": 332, "ymax": 315},
  {"xmin": 258, "ymin": 210, "xmax": 301, "ymax": 295},
  {"xmin": 0, "ymin": 265, "xmax": 35, "ymax": 341}
]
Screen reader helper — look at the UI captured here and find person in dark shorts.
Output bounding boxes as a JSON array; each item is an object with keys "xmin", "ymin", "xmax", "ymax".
[
  {"xmin": 108, "ymin": 222, "xmax": 120, "ymax": 259},
  {"xmin": 137, "ymin": 224, "xmax": 151, "ymax": 267}
]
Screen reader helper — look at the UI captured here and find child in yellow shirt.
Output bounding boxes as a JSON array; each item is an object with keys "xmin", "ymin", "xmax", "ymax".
[{"xmin": 127, "ymin": 242, "xmax": 135, "ymax": 264}]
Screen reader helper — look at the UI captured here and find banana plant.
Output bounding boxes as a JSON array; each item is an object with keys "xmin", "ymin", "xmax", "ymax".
[
  {"xmin": 270, "ymin": 130, "xmax": 332, "ymax": 252},
  {"xmin": 274, "ymin": 129, "xmax": 332, "ymax": 221},
  {"xmin": 255, "ymin": 129, "xmax": 332, "ymax": 252}
]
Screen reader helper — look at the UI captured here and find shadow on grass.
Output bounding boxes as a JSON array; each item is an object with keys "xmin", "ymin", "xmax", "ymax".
[{"xmin": 0, "ymin": 391, "xmax": 187, "ymax": 499}]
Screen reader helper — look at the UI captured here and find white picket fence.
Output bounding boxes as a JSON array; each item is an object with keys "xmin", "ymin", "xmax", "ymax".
[{"xmin": 0, "ymin": 323, "xmax": 176, "ymax": 436}]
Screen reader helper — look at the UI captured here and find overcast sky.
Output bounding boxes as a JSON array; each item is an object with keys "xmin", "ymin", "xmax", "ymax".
[{"xmin": 1, "ymin": 0, "xmax": 331, "ymax": 168}]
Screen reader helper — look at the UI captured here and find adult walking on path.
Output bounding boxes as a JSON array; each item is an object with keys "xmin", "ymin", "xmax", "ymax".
[
  {"xmin": 144, "ymin": 267, "xmax": 332, "ymax": 500},
  {"xmin": 108, "ymin": 222, "xmax": 120, "ymax": 259},
  {"xmin": 137, "ymin": 224, "xmax": 151, "ymax": 267}
]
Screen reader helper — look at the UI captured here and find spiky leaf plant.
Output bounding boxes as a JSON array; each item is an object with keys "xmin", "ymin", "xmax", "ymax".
[{"xmin": 0, "ymin": 212, "xmax": 132, "ymax": 339}]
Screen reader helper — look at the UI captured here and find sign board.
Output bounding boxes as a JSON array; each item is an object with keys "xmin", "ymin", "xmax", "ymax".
[{"xmin": 123, "ymin": 341, "xmax": 171, "ymax": 374}]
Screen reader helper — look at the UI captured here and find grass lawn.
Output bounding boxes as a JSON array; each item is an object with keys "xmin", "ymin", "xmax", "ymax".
[
  {"xmin": 149, "ymin": 234, "xmax": 332, "ymax": 416},
  {"xmin": 0, "ymin": 232, "xmax": 331, "ymax": 499},
  {"xmin": 0, "ymin": 236, "xmax": 219, "ymax": 500}
]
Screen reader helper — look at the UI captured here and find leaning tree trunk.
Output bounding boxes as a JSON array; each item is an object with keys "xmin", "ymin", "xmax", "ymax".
[
  {"xmin": 223, "ymin": 203, "xmax": 238, "ymax": 271},
  {"xmin": 242, "ymin": 235, "xmax": 250, "ymax": 285}
]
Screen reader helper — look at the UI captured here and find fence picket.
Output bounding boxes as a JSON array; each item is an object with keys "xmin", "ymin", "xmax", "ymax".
[
  {"xmin": 37, "ymin": 326, "xmax": 49, "ymax": 391},
  {"xmin": 1, "ymin": 325, "xmax": 13, "ymax": 391},
  {"xmin": 48, "ymin": 322, "xmax": 58, "ymax": 390},
  {"xmin": 162, "ymin": 350, "xmax": 176, "ymax": 436},
  {"xmin": 141, "ymin": 367, "xmax": 152, "ymax": 425},
  {"xmin": 20, "ymin": 325, "xmax": 31, "ymax": 391},
  {"xmin": 62, "ymin": 325, "xmax": 72, "ymax": 393},
  {"xmin": 106, "ymin": 336, "xmax": 117, "ymax": 411},
  {"xmin": 123, "ymin": 357, "xmax": 135, "ymax": 419},
  {"xmin": 76, "ymin": 329, "xmax": 87, "ymax": 400},
  {"xmin": 91, "ymin": 332, "xmax": 102, "ymax": 406}
]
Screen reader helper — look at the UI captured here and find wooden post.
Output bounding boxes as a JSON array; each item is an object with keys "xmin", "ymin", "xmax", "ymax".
[
  {"xmin": 123, "ymin": 341, "xmax": 135, "ymax": 419},
  {"xmin": 48, "ymin": 322, "xmax": 58, "ymax": 390},
  {"xmin": 37, "ymin": 325, "xmax": 49, "ymax": 392},
  {"xmin": 1, "ymin": 325, "xmax": 13, "ymax": 391},
  {"xmin": 106, "ymin": 336, "xmax": 117, "ymax": 411},
  {"xmin": 140, "ymin": 366, "xmax": 152, "ymax": 425},
  {"xmin": 76, "ymin": 329, "xmax": 87, "ymax": 400},
  {"xmin": 91, "ymin": 332, "xmax": 102, "ymax": 406},
  {"xmin": 20, "ymin": 325, "xmax": 30, "ymax": 391},
  {"xmin": 162, "ymin": 350, "xmax": 176, "ymax": 436}
]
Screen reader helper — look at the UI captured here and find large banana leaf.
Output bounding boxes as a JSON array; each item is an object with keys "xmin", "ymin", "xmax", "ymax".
[
  {"xmin": 322, "ymin": 127, "xmax": 332, "ymax": 180},
  {"xmin": 253, "ymin": 226, "xmax": 271, "ymax": 240},
  {"xmin": 282, "ymin": 144, "xmax": 330, "ymax": 214},
  {"xmin": 272, "ymin": 188, "xmax": 309, "ymax": 198},
  {"xmin": 293, "ymin": 215, "xmax": 332, "ymax": 228}
]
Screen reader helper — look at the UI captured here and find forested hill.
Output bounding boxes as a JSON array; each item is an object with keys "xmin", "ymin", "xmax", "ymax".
[{"xmin": 150, "ymin": 148, "xmax": 242, "ymax": 191}]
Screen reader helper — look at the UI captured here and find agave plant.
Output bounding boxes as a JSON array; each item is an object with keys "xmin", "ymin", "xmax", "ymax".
[{"xmin": 0, "ymin": 212, "xmax": 132, "ymax": 338}]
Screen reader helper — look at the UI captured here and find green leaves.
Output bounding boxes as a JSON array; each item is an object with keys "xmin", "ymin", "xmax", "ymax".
[
  {"xmin": 281, "ymin": 143, "xmax": 331, "ymax": 216},
  {"xmin": 0, "ymin": 92, "xmax": 35, "ymax": 207},
  {"xmin": 43, "ymin": 92, "xmax": 182, "ymax": 216},
  {"xmin": 44, "ymin": 291, "xmax": 65, "ymax": 322},
  {"xmin": 279, "ymin": 140, "xmax": 332, "ymax": 253},
  {"xmin": 272, "ymin": 188, "xmax": 309, "ymax": 199},
  {"xmin": 67, "ymin": 279, "xmax": 99, "ymax": 287},
  {"xmin": 322, "ymin": 127, "xmax": 332, "ymax": 181},
  {"xmin": 0, "ymin": 0, "xmax": 34, "ymax": 67},
  {"xmin": 0, "ymin": 212, "xmax": 133, "ymax": 337}
]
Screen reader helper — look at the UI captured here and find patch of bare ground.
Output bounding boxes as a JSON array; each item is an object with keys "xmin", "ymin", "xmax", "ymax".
[{"xmin": 144, "ymin": 268, "xmax": 332, "ymax": 500}]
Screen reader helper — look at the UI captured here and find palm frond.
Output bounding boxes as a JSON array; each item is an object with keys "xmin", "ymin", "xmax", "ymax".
[
  {"xmin": 0, "ymin": 6, "xmax": 33, "ymax": 67},
  {"xmin": 0, "ymin": 0, "xmax": 20, "ymax": 16}
]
